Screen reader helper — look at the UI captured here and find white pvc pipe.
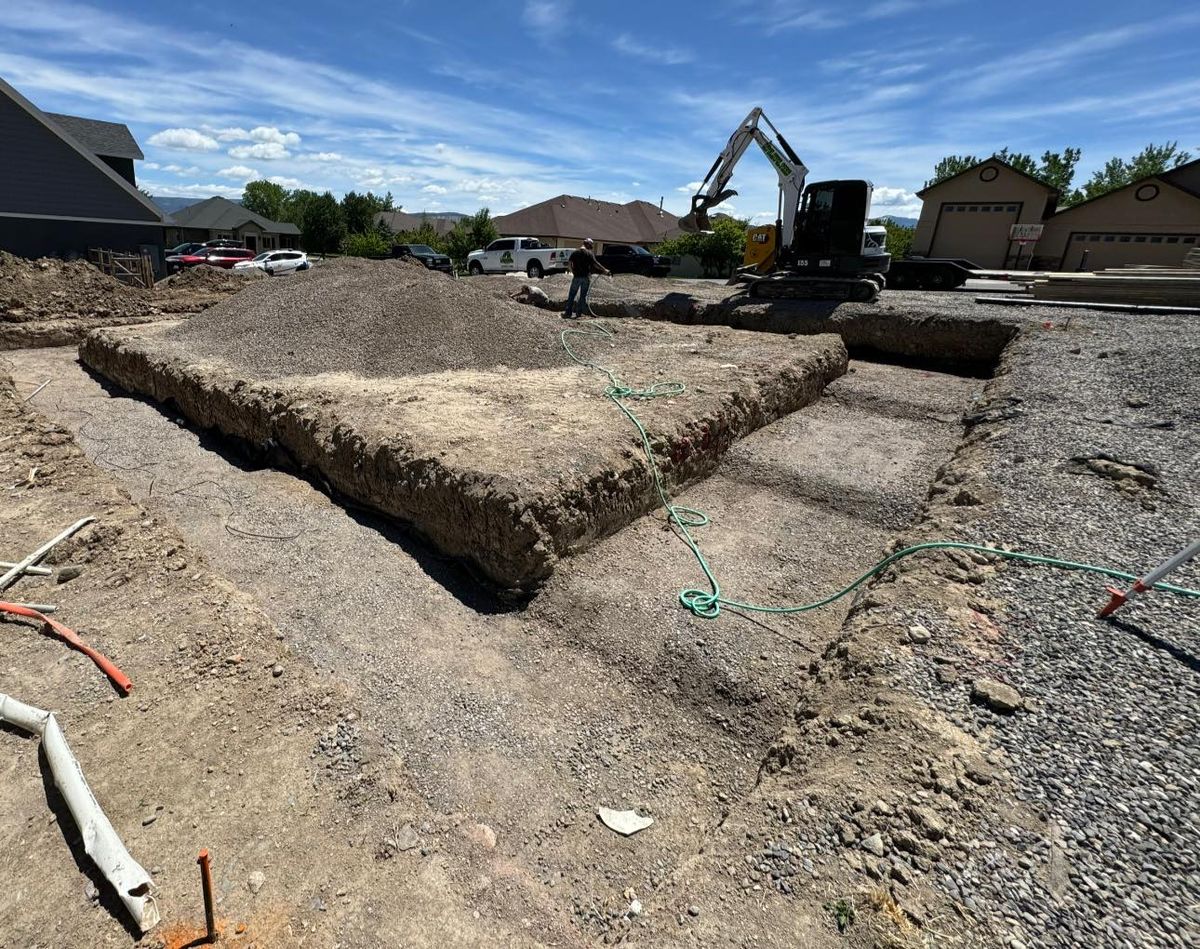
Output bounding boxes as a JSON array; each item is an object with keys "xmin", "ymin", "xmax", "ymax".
[
  {"xmin": 0, "ymin": 517, "xmax": 95, "ymax": 592},
  {"xmin": 0, "ymin": 562, "xmax": 53, "ymax": 576},
  {"xmin": 0, "ymin": 693, "xmax": 159, "ymax": 932}
]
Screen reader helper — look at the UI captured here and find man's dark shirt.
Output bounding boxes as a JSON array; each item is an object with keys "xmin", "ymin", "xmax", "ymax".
[{"xmin": 568, "ymin": 248, "xmax": 603, "ymax": 277}]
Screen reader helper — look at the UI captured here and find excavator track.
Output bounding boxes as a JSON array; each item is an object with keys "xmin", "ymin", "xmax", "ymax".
[{"xmin": 742, "ymin": 273, "xmax": 884, "ymax": 303}]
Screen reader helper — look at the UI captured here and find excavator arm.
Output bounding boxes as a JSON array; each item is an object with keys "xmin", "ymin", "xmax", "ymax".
[{"xmin": 678, "ymin": 107, "xmax": 809, "ymax": 243}]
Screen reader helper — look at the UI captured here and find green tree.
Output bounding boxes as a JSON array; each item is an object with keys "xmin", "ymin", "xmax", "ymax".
[
  {"xmin": 444, "ymin": 209, "xmax": 499, "ymax": 268},
  {"xmin": 657, "ymin": 216, "xmax": 748, "ymax": 277},
  {"xmin": 1073, "ymin": 142, "xmax": 1192, "ymax": 203},
  {"xmin": 870, "ymin": 217, "xmax": 914, "ymax": 259},
  {"xmin": 301, "ymin": 191, "xmax": 346, "ymax": 254},
  {"xmin": 340, "ymin": 230, "xmax": 391, "ymax": 257},
  {"xmin": 242, "ymin": 180, "xmax": 288, "ymax": 221},
  {"xmin": 340, "ymin": 190, "xmax": 394, "ymax": 235},
  {"xmin": 925, "ymin": 148, "xmax": 1082, "ymax": 196}
]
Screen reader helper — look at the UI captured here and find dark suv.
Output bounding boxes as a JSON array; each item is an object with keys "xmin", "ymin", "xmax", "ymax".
[
  {"xmin": 391, "ymin": 243, "xmax": 453, "ymax": 274},
  {"xmin": 595, "ymin": 244, "xmax": 671, "ymax": 277}
]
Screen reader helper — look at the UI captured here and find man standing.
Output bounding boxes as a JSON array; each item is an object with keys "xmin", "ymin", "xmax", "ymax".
[{"xmin": 562, "ymin": 238, "xmax": 610, "ymax": 319}]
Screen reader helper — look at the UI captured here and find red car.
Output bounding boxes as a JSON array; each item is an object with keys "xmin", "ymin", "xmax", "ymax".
[{"xmin": 169, "ymin": 246, "xmax": 256, "ymax": 271}]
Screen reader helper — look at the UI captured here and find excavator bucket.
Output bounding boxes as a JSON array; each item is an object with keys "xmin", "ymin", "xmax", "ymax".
[{"xmin": 678, "ymin": 189, "xmax": 738, "ymax": 234}]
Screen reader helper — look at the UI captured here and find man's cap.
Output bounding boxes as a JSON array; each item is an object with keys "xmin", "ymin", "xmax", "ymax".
[{"xmin": 583, "ymin": 238, "xmax": 594, "ymax": 246}]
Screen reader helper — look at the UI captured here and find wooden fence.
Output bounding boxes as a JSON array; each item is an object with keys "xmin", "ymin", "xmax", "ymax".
[{"xmin": 88, "ymin": 248, "xmax": 156, "ymax": 289}]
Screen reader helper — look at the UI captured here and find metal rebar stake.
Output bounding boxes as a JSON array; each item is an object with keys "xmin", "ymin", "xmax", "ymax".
[{"xmin": 197, "ymin": 849, "xmax": 217, "ymax": 943}]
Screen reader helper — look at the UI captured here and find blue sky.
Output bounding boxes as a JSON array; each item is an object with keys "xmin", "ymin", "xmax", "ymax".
[{"xmin": 2, "ymin": 1, "xmax": 1198, "ymax": 222}]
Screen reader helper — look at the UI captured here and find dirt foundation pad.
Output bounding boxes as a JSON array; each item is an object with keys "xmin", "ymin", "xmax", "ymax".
[{"xmin": 82, "ymin": 319, "xmax": 847, "ymax": 588}]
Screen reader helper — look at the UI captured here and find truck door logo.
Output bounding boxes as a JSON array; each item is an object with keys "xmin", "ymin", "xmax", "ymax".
[{"xmin": 501, "ymin": 251, "xmax": 514, "ymax": 264}]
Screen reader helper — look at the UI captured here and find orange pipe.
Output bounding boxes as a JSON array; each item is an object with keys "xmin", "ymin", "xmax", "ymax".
[{"xmin": 0, "ymin": 601, "xmax": 133, "ymax": 695}]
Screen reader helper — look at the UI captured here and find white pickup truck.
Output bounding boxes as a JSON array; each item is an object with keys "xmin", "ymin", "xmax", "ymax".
[{"xmin": 466, "ymin": 237, "xmax": 572, "ymax": 279}]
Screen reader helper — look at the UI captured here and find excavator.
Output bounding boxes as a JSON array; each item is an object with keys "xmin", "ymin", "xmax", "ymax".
[{"xmin": 679, "ymin": 107, "xmax": 890, "ymax": 302}]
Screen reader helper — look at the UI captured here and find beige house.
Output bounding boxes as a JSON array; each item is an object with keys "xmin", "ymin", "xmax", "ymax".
[
  {"xmin": 1037, "ymin": 172, "xmax": 1200, "ymax": 270},
  {"xmin": 164, "ymin": 196, "xmax": 300, "ymax": 252},
  {"xmin": 912, "ymin": 156, "xmax": 1200, "ymax": 270},
  {"xmin": 911, "ymin": 158, "xmax": 1058, "ymax": 268}
]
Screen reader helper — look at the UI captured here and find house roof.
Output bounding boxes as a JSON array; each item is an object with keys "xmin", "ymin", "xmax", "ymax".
[
  {"xmin": 493, "ymin": 195, "xmax": 678, "ymax": 244},
  {"xmin": 1160, "ymin": 157, "xmax": 1200, "ymax": 199},
  {"xmin": 0, "ymin": 76, "xmax": 164, "ymax": 223},
  {"xmin": 374, "ymin": 211, "xmax": 461, "ymax": 236},
  {"xmin": 916, "ymin": 157, "xmax": 1059, "ymax": 198},
  {"xmin": 46, "ymin": 112, "xmax": 144, "ymax": 160},
  {"xmin": 169, "ymin": 196, "xmax": 300, "ymax": 234}
]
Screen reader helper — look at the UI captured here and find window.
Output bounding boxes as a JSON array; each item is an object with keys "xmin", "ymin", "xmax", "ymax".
[
  {"xmin": 1134, "ymin": 236, "xmax": 1146, "ymax": 242},
  {"xmin": 1119, "ymin": 236, "xmax": 1131, "ymax": 242},
  {"xmin": 1185, "ymin": 237, "xmax": 1197, "ymax": 244},
  {"xmin": 1074, "ymin": 234, "xmax": 1085, "ymax": 241},
  {"xmin": 968, "ymin": 206, "xmax": 979, "ymax": 212},
  {"xmin": 945, "ymin": 206, "xmax": 956, "ymax": 212},
  {"xmin": 520, "ymin": 239, "xmax": 543, "ymax": 249},
  {"xmin": 1007, "ymin": 205, "xmax": 1018, "ymax": 212},
  {"xmin": 1151, "ymin": 236, "xmax": 1163, "ymax": 243},
  {"xmin": 1167, "ymin": 237, "xmax": 1179, "ymax": 243},
  {"xmin": 1104, "ymin": 236, "xmax": 1115, "ymax": 242},
  {"xmin": 488, "ymin": 239, "xmax": 515, "ymax": 251}
]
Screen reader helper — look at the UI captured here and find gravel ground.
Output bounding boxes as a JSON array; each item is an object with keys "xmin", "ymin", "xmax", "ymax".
[
  {"xmin": 162, "ymin": 256, "xmax": 568, "ymax": 377},
  {"xmin": 911, "ymin": 316, "xmax": 1200, "ymax": 947}
]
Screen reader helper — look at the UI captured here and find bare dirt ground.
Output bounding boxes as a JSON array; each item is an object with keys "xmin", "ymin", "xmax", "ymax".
[
  {"xmin": 0, "ymin": 253, "xmax": 264, "ymax": 350},
  {"xmin": 5, "ymin": 346, "xmax": 977, "ymax": 947},
  {"xmin": 79, "ymin": 262, "xmax": 852, "ymax": 588}
]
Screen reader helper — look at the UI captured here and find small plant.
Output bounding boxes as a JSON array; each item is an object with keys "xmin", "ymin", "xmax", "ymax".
[{"xmin": 824, "ymin": 897, "xmax": 856, "ymax": 933}]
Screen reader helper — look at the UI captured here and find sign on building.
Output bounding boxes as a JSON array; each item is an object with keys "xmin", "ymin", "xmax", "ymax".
[{"xmin": 1009, "ymin": 223, "xmax": 1044, "ymax": 243}]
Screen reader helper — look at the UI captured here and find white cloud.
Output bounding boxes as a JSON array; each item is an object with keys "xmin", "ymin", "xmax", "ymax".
[
  {"xmin": 267, "ymin": 175, "xmax": 305, "ymax": 189},
  {"xmin": 217, "ymin": 164, "xmax": 259, "ymax": 180},
  {"xmin": 228, "ymin": 142, "xmax": 291, "ymax": 160},
  {"xmin": 140, "ymin": 180, "xmax": 243, "ymax": 199},
  {"xmin": 162, "ymin": 163, "xmax": 200, "ymax": 175},
  {"xmin": 613, "ymin": 33, "xmax": 693, "ymax": 65},
  {"xmin": 676, "ymin": 181, "xmax": 703, "ymax": 193},
  {"xmin": 523, "ymin": 0, "xmax": 564, "ymax": 41},
  {"xmin": 143, "ymin": 161, "xmax": 161, "ymax": 170},
  {"xmin": 213, "ymin": 126, "xmax": 250, "ymax": 141},
  {"xmin": 147, "ymin": 127, "xmax": 219, "ymax": 151},
  {"xmin": 250, "ymin": 125, "xmax": 301, "ymax": 146},
  {"xmin": 305, "ymin": 152, "xmax": 343, "ymax": 162},
  {"xmin": 421, "ymin": 184, "xmax": 448, "ymax": 194}
]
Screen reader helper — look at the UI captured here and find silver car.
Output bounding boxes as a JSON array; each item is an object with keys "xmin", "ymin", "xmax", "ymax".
[{"xmin": 233, "ymin": 250, "xmax": 310, "ymax": 275}]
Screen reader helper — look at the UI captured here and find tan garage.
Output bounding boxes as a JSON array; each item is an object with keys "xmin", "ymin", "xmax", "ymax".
[
  {"xmin": 1037, "ymin": 175, "xmax": 1200, "ymax": 270},
  {"xmin": 911, "ymin": 158, "xmax": 1059, "ymax": 268}
]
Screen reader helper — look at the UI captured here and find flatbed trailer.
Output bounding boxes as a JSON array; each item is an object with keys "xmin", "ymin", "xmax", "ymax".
[{"xmin": 886, "ymin": 258, "xmax": 1050, "ymax": 291}]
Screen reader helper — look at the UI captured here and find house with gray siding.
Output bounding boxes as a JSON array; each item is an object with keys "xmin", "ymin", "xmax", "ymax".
[{"xmin": 0, "ymin": 76, "xmax": 165, "ymax": 265}]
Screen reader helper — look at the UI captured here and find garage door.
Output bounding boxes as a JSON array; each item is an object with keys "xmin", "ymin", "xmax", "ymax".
[
  {"xmin": 1063, "ymin": 232, "xmax": 1199, "ymax": 270},
  {"xmin": 930, "ymin": 202, "xmax": 1020, "ymax": 269}
]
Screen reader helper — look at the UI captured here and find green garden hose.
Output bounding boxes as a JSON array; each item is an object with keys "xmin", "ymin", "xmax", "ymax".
[{"xmin": 560, "ymin": 322, "xmax": 1200, "ymax": 620}]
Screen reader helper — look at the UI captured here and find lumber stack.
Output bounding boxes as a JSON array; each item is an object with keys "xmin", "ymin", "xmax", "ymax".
[
  {"xmin": 1032, "ymin": 272, "xmax": 1200, "ymax": 307},
  {"xmin": 1184, "ymin": 247, "xmax": 1200, "ymax": 269}
]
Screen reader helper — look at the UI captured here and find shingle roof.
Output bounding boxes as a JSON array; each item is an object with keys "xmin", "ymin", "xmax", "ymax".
[
  {"xmin": 46, "ymin": 112, "xmax": 144, "ymax": 160},
  {"xmin": 169, "ymin": 196, "xmax": 300, "ymax": 234},
  {"xmin": 493, "ymin": 195, "xmax": 678, "ymax": 244}
]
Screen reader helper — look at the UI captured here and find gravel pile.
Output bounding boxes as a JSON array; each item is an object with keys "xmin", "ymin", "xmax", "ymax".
[
  {"xmin": 901, "ymin": 313, "xmax": 1200, "ymax": 946},
  {"xmin": 0, "ymin": 250, "xmax": 149, "ymax": 322},
  {"xmin": 163, "ymin": 256, "xmax": 567, "ymax": 377}
]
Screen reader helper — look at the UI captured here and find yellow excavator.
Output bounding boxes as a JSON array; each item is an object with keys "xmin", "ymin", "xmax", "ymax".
[{"xmin": 679, "ymin": 107, "xmax": 890, "ymax": 302}]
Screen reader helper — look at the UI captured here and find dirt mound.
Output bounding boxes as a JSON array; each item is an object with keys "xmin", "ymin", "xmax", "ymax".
[
  {"xmin": 0, "ymin": 250, "xmax": 149, "ymax": 323},
  {"xmin": 156, "ymin": 263, "xmax": 268, "ymax": 291},
  {"xmin": 163, "ymin": 256, "xmax": 567, "ymax": 377}
]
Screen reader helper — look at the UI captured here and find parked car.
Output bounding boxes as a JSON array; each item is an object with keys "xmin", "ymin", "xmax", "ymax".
[
  {"xmin": 172, "ymin": 247, "xmax": 256, "ymax": 270},
  {"xmin": 595, "ymin": 244, "xmax": 671, "ymax": 277},
  {"xmin": 203, "ymin": 238, "xmax": 245, "ymax": 249},
  {"xmin": 233, "ymin": 250, "xmax": 311, "ymax": 275},
  {"xmin": 466, "ymin": 237, "xmax": 571, "ymax": 278},
  {"xmin": 166, "ymin": 241, "xmax": 205, "ymax": 258},
  {"xmin": 391, "ymin": 243, "xmax": 452, "ymax": 274}
]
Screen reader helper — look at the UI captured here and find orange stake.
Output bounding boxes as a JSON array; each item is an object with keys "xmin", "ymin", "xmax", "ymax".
[{"xmin": 0, "ymin": 601, "xmax": 133, "ymax": 695}]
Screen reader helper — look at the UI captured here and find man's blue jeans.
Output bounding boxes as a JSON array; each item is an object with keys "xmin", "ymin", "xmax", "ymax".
[{"xmin": 565, "ymin": 276, "xmax": 591, "ymax": 317}]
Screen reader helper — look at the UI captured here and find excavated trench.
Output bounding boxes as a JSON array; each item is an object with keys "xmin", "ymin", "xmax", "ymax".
[{"xmin": 80, "ymin": 320, "xmax": 848, "ymax": 591}]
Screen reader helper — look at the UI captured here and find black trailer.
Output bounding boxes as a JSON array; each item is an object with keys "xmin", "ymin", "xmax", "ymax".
[{"xmin": 884, "ymin": 257, "xmax": 981, "ymax": 291}]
